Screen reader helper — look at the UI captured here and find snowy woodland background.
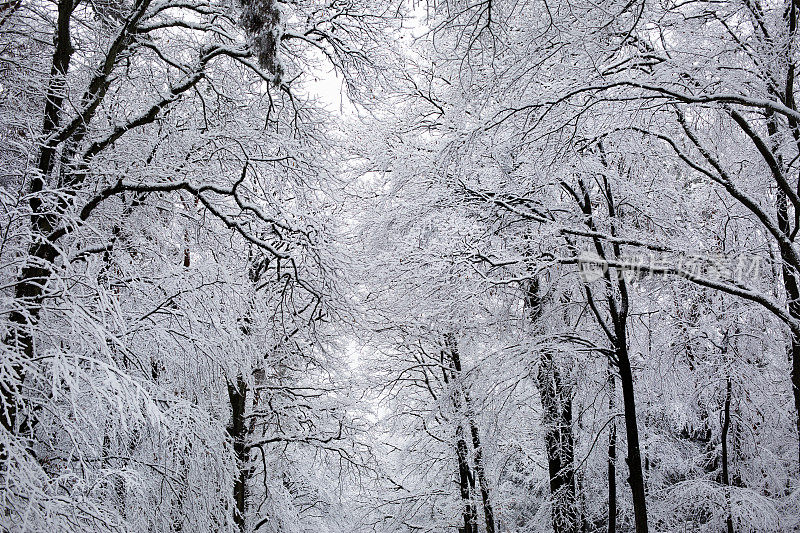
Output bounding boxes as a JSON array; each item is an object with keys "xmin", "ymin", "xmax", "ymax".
[{"xmin": 2, "ymin": 0, "xmax": 800, "ymax": 531}]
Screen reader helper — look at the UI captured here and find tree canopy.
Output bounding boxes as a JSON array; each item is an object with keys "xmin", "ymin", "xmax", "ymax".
[{"xmin": 2, "ymin": 0, "xmax": 800, "ymax": 531}]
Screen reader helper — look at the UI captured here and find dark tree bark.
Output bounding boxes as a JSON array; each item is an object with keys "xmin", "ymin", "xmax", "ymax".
[
  {"xmin": 613, "ymin": 326, "xmax": 648, "ymax": 533},
  {"xmin": 608, "ymin": 369, "xmax": 617, "ymax": 533},
  {"xmin": 456, "ymin": 427, "xmax": 478, "ymax": 533},
  {"xmin": 777, "ymin": 0, "xmax": 800, "ymax": 474},
  {"xmin": 523, "ymin": 279, "xmax": 579, "ymax": 533},
  {"xmin": 227, "ymin": 374, "xmax": 249, "ymax": 533},
  {"xmin": 721, "ymin": 376, "xmax": 734, "ymax": 533},
  {"xmin": 538, "ymin": 349, "xmax": 578, "ymax": 533},
  {"xmin": 441, "ymin": 342, "xmax": 478, "ymax": 533},
  {"xmin": 727, "ymin": 0, "xmax": 800, "ymax": 465},
  {"xmin": 720, "ymin": 328, "xmax": 735, "ymax": 533},
  {"xmin": 762, "ymin": 109, "xmax": 800, "ymax": 471},
  {"xmin": 445, "ymin": 334, "xmax": 496, "ymax": 533},
  {"xmin": 466, "ymin": 407, "xmax": 495, "ymax": 533},
  {"xmin": 564, "ymin": 170, "xmax": 649, "ymax": 533},
  {"xmin": 2, "ymin": 0, "xmax": 159, "ymax": 444},
  {"xmin": 1, "ymin": 0, "xmax": 76, "ymax": 440}
]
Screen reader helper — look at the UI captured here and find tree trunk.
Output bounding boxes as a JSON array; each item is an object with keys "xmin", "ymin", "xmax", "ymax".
[
  {"xmin": 467, "ymin": 414, "xmax": 495, "ymax": 533},
  {"xmin": 721, "ymin": 376, "xmax": 734, "ymax": 533},
  {"xmin": 456, "ymin": 426, "xmax": 478, "ymax": 533},
  {"xmin": 572, "ymin": 171, "xmax": 648, "ymax": 532},
  {"xmin": 764, "ymin": 109, "xmax": 800, "ymax": 471},
  {"xmin": 446, "ymin": 334, "xmax": 496, "ymax": 533},
  {"xmin": 524, "ymin": 279, "xmax": 579, "ymax": 533},
  {"xmin": 537, "ymin": 349, "xmax": 578, "ymax": 533},
  {"xmin": 227, "ymin": 374, "xmax": 249, "ymax": 533},
  {"xmin": 776, "ymin": 185, "xmax": 800, "ymax": 470},
  {"xmin": 608, "ymin": 369, "xmax": 617, "ymax": 533},
  {"xmin": 614, "ymin": 332, "xmax": 648, "ymax": 533},
  {"xmin": 1, "ymin": 0, "xmax": 75, "ymax": 441},
  {"xmin": 441, "ymin": 341, "xmax": 478, "ymax": 533},
  {"xmin": 777, "ymin": 0, "xmax": 800, "ymax": 474},
  {"xmin": 790, "ymin": 338, "xmax": 800, "ymax": 471}
]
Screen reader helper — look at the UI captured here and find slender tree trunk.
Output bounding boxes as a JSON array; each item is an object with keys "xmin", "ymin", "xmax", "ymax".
[
  {"xmin": 775, "ymin": 183, "xmax": 800, "ymax": 470},
  {"xmin": 789, "ymin": 337, "xmax": 800, "ymax": 470},
  {"xmin": 537, "ymin": 348, "xmax": 578, "ymax": 533},
  {"xmin": 764, "ymin": 107, "xmax": 800, "ymax": 470},
  {"xmin": 441, "ymin": 342, "xmax": 478, "ymax": 533},
  {"xmin": 524, "ymin": 279, "xmax": 579, "ymax": 533},
  {"xmin": 614, "ymin": 330, "xmax": 648, "ymax": 533},
  {"xmin": 608, "ymin": 369, "xmax": 617, "ymax": 533},
  {"xmin": 227, "ymin": 374, "xmax": 249, "ymax": 533},
  {"xmin": 569, "ymin": 170, "xmax": 648, "ymax": 532},
  {"xmin": 779, "ymin": 0, "xmax": 800, "ymax": 475},
  {"xmin": 2, "ymin": 0, "xmax": 160, "ymax": 446},
  {"xmin": 446, "ymin": 335, "xmax": 496, "ymax": 533},
  {"xmin": 721, "ymin": 376, "xmax": 734, "ymax": 533},
  {"xmin": 456, "ymin": 425, "xmax": 478, "ymax": 533},
  {"xmin": 466, "ymin": 414, "xmax": 495, "ymax": 533}
]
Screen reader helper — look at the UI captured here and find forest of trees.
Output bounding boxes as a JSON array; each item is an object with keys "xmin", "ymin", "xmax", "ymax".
[{"xmin": 2, "ymin": 0, "xmax": 800, "ymax": 531}]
